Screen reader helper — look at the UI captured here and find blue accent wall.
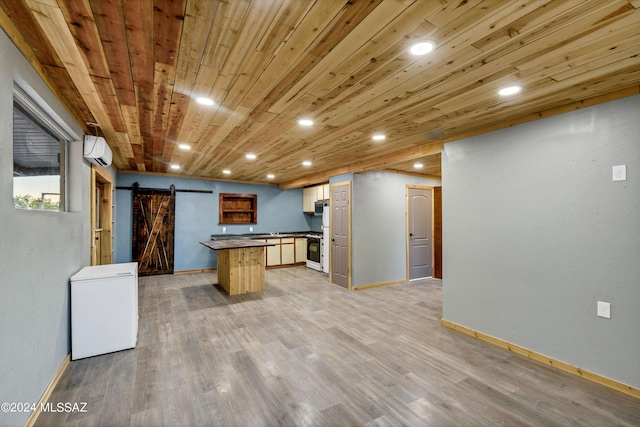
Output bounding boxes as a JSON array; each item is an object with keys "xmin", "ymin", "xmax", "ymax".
[{"xmin": 115, "ymin": 173, "xmax": 314, "ymax": 271}]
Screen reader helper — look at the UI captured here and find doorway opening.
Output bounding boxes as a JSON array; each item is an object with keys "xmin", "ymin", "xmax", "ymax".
[
  {"xmin": 406, "ymin": 185, "xmax": 442, "ymax": 280},
  {"xmin": 91, "ymin": 166, "xmax": 113, "ymax": 265}
]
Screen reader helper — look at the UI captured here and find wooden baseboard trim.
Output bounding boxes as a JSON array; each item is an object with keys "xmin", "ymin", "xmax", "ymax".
[
  {"xmin": 25, "ymin": 354, "xmax": 71, "ymax": 427},
  {"xmin": 174, "ymin": 268, "xmax": 217, "ymax": 275},
  {"xmin": 352, "ymin": 279, "xmax": 405, "ymax": 291},
  {"xmin": 441, "ymin": 319, "xmax": 640, "ymax": 400}
]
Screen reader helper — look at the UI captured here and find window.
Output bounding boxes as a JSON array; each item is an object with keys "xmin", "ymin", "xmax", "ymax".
[{"xmin": 13, "ymin": 86, "xmax": 69, "ymax": 211}]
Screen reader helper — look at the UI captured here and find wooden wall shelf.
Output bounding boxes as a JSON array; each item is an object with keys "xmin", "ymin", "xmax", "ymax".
[{"xmin": 219, "ymin": 193, "xmax": 257, "ymax": 224}]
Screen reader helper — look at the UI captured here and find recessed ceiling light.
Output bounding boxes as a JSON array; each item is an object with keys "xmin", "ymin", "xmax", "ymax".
[
  {"xmin": 414, "ymin": 163, "xmax": 424, "ymax": 169},
  {"xmin": 298, "ymin": 118, "xmax": 314, "ymax": 126},
  {"xmin": 222, "ymin": 169, "xmax": 231, "ymax": 175},
  {"xmin": 178, "ymin": 143, "xmax": 190, "ymax": 150},
  {"xmin": 170, "ymin": 164, "xmax": 180, "ymax": 170},
  {"xmin": 246, "ymin": 153, "xmax": 257, "ymax": 160},
  {"xmin": 372, "ymin": 134, "xmax": 386, "ymax": 141},
  {"xmin": 302, "ymin": 160, "xmax": 312, "ymax": 167},
  {"xmin": 498, "ymin": 86, "xmax": 522, "ymax": 96},
  {"xmin": 196, "ymin": 97, "xmax": 215, "ymax": 106},
  {"xmin": 409, "ymin": 40, "xmax": 436, "ymax": 56},
  {"xmin": 267, "ymin": 174, "xmax": 275, "ymax": 179}
]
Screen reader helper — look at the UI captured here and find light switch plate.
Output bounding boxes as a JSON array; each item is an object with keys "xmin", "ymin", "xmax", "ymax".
[
  {"xmin": 597, "ymin": 301, "xmax": 611, "ymax": 319},
  {"xmin": 612, "ymin": 165, "xmax": 626, "ymax": 181}
]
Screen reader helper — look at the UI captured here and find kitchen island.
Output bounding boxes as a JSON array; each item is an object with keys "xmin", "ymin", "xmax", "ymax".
[{"xmin": 200, "ymin": 240, "xmax": 275, "ymax": 295}]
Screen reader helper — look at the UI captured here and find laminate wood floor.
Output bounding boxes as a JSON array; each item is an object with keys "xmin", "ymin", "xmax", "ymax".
[{"xmin": 37, "ymin": 267, "xmax": 640, "ymax": 426}]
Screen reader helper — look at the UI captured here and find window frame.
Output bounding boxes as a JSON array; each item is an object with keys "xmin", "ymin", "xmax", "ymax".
[{"xmin": 13, "ymin": 84, "xmax": 72, "ymax": 212}]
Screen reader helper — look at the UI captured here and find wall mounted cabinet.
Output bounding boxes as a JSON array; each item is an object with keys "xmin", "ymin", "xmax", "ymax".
[
  {"xmin": 219, "ymin": 193, "xmax": 257, "ymax": 224},
  {"xmin": 302, "ymin": 183, "xmax": 329, "ymax": 213}
]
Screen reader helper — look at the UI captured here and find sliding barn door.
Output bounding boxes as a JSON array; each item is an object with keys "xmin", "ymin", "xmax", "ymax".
[{"xmin": 132, "ymin": 185, "xmax": 175, "ymax": 276}]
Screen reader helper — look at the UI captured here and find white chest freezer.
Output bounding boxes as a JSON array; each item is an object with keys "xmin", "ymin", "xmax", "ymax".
[{"xmin": 70, "ymin": 262, "xmax": 138, "ymax": 360}]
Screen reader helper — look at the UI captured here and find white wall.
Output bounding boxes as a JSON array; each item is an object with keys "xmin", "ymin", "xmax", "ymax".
[
  {"xmin": 442, "ymin": 95, "xmax": 640, "ymax": 389},
  {"xmin": 0, "ymin": 29, "xmax": 90, "ymax": 427},
  {"xmin": 352, "ymin": 171, "xmax": 440, "ymax": 287}
]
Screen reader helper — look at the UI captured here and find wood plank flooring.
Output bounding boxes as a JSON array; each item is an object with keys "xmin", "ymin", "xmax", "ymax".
[{"xmin": 36, "ymin": 267, "xmax": 640, "ymax": 426}]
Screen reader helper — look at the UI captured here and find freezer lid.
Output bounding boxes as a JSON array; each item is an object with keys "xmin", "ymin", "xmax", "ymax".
[{"xmin": 70, "ymin": 262, "xmax": 138, "ymax": 281}]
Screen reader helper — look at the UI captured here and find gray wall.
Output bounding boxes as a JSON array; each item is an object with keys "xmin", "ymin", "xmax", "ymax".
[
  {"xmin": 351, "ymin": 172, "xmax": 441, "ymax": 287},
  {"xmin": 442, "ymin": 95, "xmax": 640, "ymax": 389},
  {"xmin": 0, "ymin": 29, "xmax": 90, "ymax": 427},
  {"xmin": 115, "ymin": 173, "xmax": 313, "ymax": 270}
]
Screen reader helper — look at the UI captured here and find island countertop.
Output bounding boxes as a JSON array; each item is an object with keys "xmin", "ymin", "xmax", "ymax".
[{"xmin": 199, "ymin": 239, "xmax": 276, "ymax": 250}]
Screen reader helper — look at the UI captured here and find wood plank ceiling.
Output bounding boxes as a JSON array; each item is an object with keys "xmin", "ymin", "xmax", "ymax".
[{"xmin": 1, "ymin": 0, "xmax": 639, "ymax": 188}]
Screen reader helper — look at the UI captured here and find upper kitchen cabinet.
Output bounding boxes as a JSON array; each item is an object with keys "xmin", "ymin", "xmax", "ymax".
[
  {"xmin": 219, "ymin": 193, "xmax": 257, "ymax": 224},
  {"xmin": 302, "ymin": 184, "xmax": 329, "ymax": 213},
  {"xmin": 303, "ymin": 187, "xmax": 315, "ymax": 213},
  {"xmin": 317, "ymin": 184, "xmax": 329, "ymax": 201}
]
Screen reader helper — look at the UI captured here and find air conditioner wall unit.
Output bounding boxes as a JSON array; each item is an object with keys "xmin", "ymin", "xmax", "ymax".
[{"xmin": 83, "ymin": 135, "xmax": 112, "ymax": 167}]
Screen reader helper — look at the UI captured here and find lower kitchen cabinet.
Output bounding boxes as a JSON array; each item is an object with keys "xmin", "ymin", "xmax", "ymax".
[
  {"xmin": 295, "ymin": 238, "xmax": 307, "ymax": 263},
  {"xmin": 266, "ymin": 239, "xmax": 281, "ymax": 266},
  {"xmin": 263, "ymin": 236, "xmax": 308, "ymax": 267},
  {"xmin": 281, "ymin": 238, "xmax": 295, "ymax": 264}
]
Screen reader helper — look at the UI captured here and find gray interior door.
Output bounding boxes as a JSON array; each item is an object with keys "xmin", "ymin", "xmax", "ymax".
[
  {"xmin": 408, "ymin": 187, "xmax": 432, "ymax": 280},
  {"xmin": 331, "ymin": 184, "xmax": 349, "ymax": 288}
]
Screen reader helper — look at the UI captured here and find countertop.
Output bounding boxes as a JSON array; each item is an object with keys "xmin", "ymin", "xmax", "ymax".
[
  {"xmin": 210, "ymin": 231, "xmax": 321, "ymax": 241},
  {"xmin": 200, "ymin": 240, "xmax": 276, "ymax": 250}
]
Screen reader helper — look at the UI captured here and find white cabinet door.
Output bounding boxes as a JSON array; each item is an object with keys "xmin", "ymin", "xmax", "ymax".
[
  {"xmin": 303, "ymin": 187, "xmax": 315, "ymax": 212},
  {"xmin": 295, "ymin": 238, "xmax": 307, "ymax": 263},
  {"xmin": 266, "ymin": 239, "xmax": 281, "ymax": 266},
  {"xmin": 281, "ymin": 240, "xmax": 295, "ymax": 265}
]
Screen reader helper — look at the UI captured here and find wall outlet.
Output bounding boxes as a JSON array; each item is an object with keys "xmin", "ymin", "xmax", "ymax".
[
  {"xmin": 222, "ymin": 227, "xmax": 226, "ymax": 233},
  {"xmin": 597, "ymin": 301, "xmax": 611, "ymax": 319},
  {"xmin": 249, "ymin": 226, "xmax": 253, "ymax": 232},
  {"xmin": 612, "ymin": 165, "xmax": 626, "ymax": 181}
]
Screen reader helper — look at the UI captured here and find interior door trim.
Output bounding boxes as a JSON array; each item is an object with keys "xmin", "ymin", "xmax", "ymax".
[{"xmin": 90, "ymin": 165, "xmax": 114, "ymax": 266}]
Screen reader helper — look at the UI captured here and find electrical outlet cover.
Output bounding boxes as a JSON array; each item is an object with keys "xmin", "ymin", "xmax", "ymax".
[
  {"xmin": 612, "ymin": 165, "xmax": 626, "ymax": 181},
  {"xmin": 597, "ymin": 301, "xmax": 611, "ymax": 319}
]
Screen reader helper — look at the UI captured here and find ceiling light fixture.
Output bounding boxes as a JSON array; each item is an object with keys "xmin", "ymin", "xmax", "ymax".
[
  {"xmin": 498, "ymin": 86, "xmax": 522, "ymax": 96},
  {"xmin": 372, "ymin": 134, "xmax": 386, "ymax": 141},
  {"xmin": 222, "ymin": 169, "xmax": 231, "ymax": 175},
  {"xmin": 414, "ymin": 163, "xmax": 424, "ymax": 169},
  {"xmin": 409, "ymin": 40, "xmax": 436, "ymax": 56},
  {"xmin": 302, "ymin": 160, "xmax": 312, "ymax": 167},
  {"xmin": 196, "ymin": 97, "xmax": 215, "ymax": 106},
  {"xmin": 170, "ymin": 164, "xmax": 180, "ymax": 170},
  {"xmin": 298, "ymin": 118, "xmax": 314, "ymax": 126},
  {"xmin": 267, "ymin": 174, "xmax": 275, "ymax": 179},
  {"xmin": 178, "ymin": 143, "xmax": 190, "ymax": 150},
  {"xmin": 246, "ymin": 153, "xmax": 257, "ymax": 160}
]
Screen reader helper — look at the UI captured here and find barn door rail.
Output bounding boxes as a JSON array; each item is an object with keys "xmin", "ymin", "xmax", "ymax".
[{"xmin": 117, "ymin": 182, "xmax": 213, "ymax": 194}]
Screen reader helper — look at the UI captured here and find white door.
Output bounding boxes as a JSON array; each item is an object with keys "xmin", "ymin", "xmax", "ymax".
[
  {"xmin": 408, "ymin": 187, "xmax": 432, "ymax": 280},
  {"xmin": 331, "ymin": 184, "xmax": 349, "ymax": 288}
]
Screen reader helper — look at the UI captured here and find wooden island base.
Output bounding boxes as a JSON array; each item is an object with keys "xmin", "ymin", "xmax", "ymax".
[
  {"xmin": 200, "ymin": 240, "xmax": 275, "ymax": 296},
  {"xmin": 217, "ymin": 246, "xmax": 265, "ymax": 295}
]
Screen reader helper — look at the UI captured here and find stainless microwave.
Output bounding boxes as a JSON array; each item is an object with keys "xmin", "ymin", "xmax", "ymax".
[{"xmin": 314, "ymin": 201, "xmax": 325, "ymax": 215}]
